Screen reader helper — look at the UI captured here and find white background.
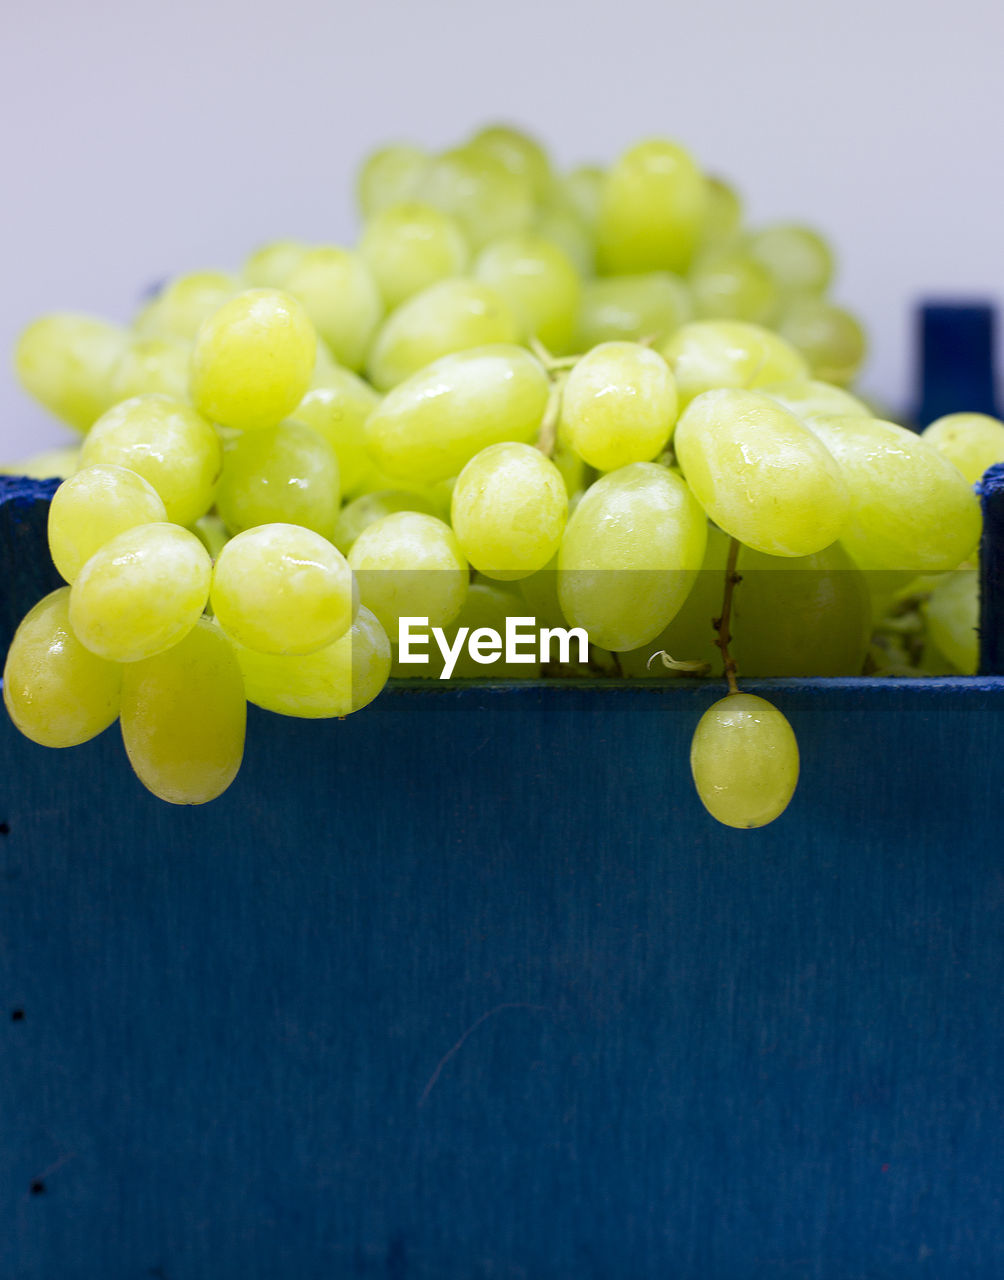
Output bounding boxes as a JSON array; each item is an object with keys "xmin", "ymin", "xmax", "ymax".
[{"xmin": 2, "ymin": 0, "xmax": 1002, "ymax": 460}]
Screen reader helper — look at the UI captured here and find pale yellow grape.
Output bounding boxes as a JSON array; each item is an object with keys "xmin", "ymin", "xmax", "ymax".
[
  {"xmin": 474, "ymin": 234, "xmax": 581, "ymax": 353},
  {"xmin": 560, "ymin": 342, "xmax": 678, "ymax": 472},
  {"xmin": 451, "ymin": 443, "xmax": 567, "ymax": 580},
  {"xmin": 364, "ymin": 344, "xmax": 549, "ymax": 484},
  {"xmin": 120, "ymin": 617, "xmax": 245, "ymax": 805},
  {"xmin": 211, "ymin": 524, "xmax": 355, "ymax": 656},
  {"xmin": 574, "ymin": 273, "xmax": 692, "ymax": 351},
  {"xmin": 776, "ymin": 299, "xmax": 867, "ymax": 386},
  {"xmin": 110, "ymin": 336, "xmax": 191, "ymax": 401},
  {"xmin": 190, "ymin": 289, "xmax": 316, "ymax": 432},
  {"xmin": 283, "ymin": 247, "xmax": 383, "ymax": 372},
  {"xmin": 674, "ymin": 388, "xmax": 848, "ymax": 556},
  {"xmin": 533, "ymin": 202, "xmax": 595, "ymax": 278},
  {"xmin": 14, "ymin": 313, "xmax": 128, "ymax": 431},
  {"xmin": 690, "ymin": 694, "xmax": 799, "ymax": 829},
  {"xmin": 596, "ymin": 139, "xmax": 707, "ymax": 275},
  {"xmin": 758, "ymin": 378, "xmax": 869, "ymax": 423},
  {"xmin": 921, "ymin": 412, "xmax": 1004, "ymax": 484},
  {"xmin": 689, "ymin": 248, "xmax": 776, "ymax": 324},
  {"xmin": 808, "ymin": 415, "xmax": 982, "ymax": 572},
  {"xmin": 747, "ymin": 224, "xmax": 833, "ymax": 297},
  {"xmin": 562, "ymin": 166, "xmax": 605, "ymax": 233},
  {"xmin": 333, "ymin": 489, "xmax": 438, "ymax": 555},
  {"xmin": 417, "ymin": 146, "xmax": 534, "ymax": 249},
  {"xmin": 660, "ymin": 320, "xmax": 809, "ymax": 406},
  {"xmin": 924, "ymin": 569, "xmax": 978, "ymax": 674},
  {"xmin": 357, "ymin": 143, "xmax": 430, "ymax": 216},
  {"xmin": 0, "ymin": 446, "xmax": 79, "ymax": 479},
  {"xmin": 243, "ymin": 240, "xmax": 309, "ymax": 289},
  {"xmin": 290, "ymin": 372, "xmax": 381, "ymax": 496},
  {"xmin": 216, "ymin": 421, "xmax": 340, "ymax": 539},
  {"xmin": 557, "ymin": 462, "xmax": 708, "ymax": 651},
  {"xmin": 552, "ymin": 445, "xmax": 588, "ymax": 499},
  {"xmin": 366, "ymin": 278, "xmax": 518, "ymax": 392},
  {"xmin": 190, "ymin": 513, "xmax": 229, "ymax": 561},
  {"xmin": 309, "ymin": 336, "xmax": 343, "ymax": 389},
  {"xmin": 80, "ymin": 393, "xmax": 222, "ymax": 527},
  {"xmin": 699, "ymin": 177, "xmax": 743, "ymax": 248},
  {"xmin": 360, "ymin": 203, "xmax": 471, "ymax": 311},
  {"xmin": 468, "ymin": 124, "xmax": 553, "ymax": 202},
  {"xmin": 48, "ymin": 464, "xmax": 168, "ymax": 583},
  {"xmin": 136, "ymin": 271, "xmax": 239, "ymax": 341},
  {"xmin": 348, "ymin": 512, "xmax": 468, "ymax": 636},
  {"xmin": 70, "ymin": 523, "xmax": 212, "ymax": 663},
  {"xmin": 233, "ymin": 605, "xmax": 391, "ymax": 717},
  {"xmin": 2, "ymin": 587, "xmax": 121, "ymax": 748}
]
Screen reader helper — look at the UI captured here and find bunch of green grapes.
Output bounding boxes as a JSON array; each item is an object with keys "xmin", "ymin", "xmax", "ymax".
[{"xmin": 3, "ymin": 124, "xmax": 997, "ymax": 824}]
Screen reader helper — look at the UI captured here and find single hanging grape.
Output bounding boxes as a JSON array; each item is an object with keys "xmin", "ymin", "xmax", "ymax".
[{"xmin": 690, "ymin": 693, "xmax": 799, "ymax": 828}]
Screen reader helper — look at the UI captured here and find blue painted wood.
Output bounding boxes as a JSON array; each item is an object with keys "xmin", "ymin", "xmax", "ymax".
[
  {"xmin": 914, "ymin": 303, "xmax": 1000, "ymax": 427},
  {"xmin": 0, "ymin": 476, "xmax": 62, "ymax": 658},
  {"xmin": 980, "ymin": 463, "xmax": 1004, "ymax": 675}
]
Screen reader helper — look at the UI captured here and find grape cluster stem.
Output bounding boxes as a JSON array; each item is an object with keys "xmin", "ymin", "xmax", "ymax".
[{"xmin": 713, "ymin": 536, "xmax": 742, "ymax": 695}]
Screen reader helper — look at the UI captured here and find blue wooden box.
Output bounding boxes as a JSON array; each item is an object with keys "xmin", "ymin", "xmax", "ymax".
[{"xmin": 1, "ymin": 307, "xmax": 1003, "ymax": 1278}]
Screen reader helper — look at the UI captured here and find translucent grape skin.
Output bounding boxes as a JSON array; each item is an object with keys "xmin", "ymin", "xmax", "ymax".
[
  {"xmin": 15, "ymin": 313, "xmax": 128, "ymax": 431},
  {"xmin": 690, "ymin": 693, "xmax": 799, "ymax": 829},
  {"xmin": 416, "ymin": 146, "xmax": 535, "ymax": 249},
  {"xmin": 560, "ymin": 342, "xmax": 679, "ymax": 472},
  {"xmin": 758, "ymin": 378, "xmax": 870, "ymax": 424},
  {"xmin": 674, "ymin": 388, "xmax": 849, "ymax": 557},
  {"xmin": 3, "ymin": 587, "xmax": 122, "ymax": 748},
  {"xmin": 451, "ymin": 443, "xmax": 568, "ymax": 580},
  {"xmin": 80, "ymin": 393, "xmax": 223, "ymax": 527},
  {"xmin": 291, "ymin": 371, "xmax": 381, "ymax": 497},
  {"xmin": 366, "ymin": 278, "xmax": 518, "ymax": 392},
  {"xmin": 921, "ymin": 412, "xmax": 1004, "ymax": 484},
  {"xmin": 557, "ymin": 462, "xmax": 708, "ymax": 651},
  {"xmin": 357, "ymin": 143, "xmax": 430, "ymax": 217},
  {"xmin": 348, "ymin": 511, "xmax": 468, "ymax": 636},
  {"xmin": 120, "ymin": 616, "xmax": 246, "ymax": 805},
  {"xmin": 69, "ymin": 523, "xmax": 212, "ymax": 663},
  {"xmin": 190, "ymin": 289, "xmax": 317, "ymax": 432},
  {"xmin": 135, "ymin": 271, "xmax": 239, "ymax": 341},
  {"xmin": 233, "ymin": 605, "xmax": 391, "ymax": 718},
  {"xmin": 211, "ymin": 524, "xmax": 355, "ymax": 656},
  {"xmin": 243, "ymin": 240, "xmax": 309, "ymax": 289},
  {"xmin": 333, "ymin": 490, "xmax": 438, "ymax": 555},
  {"xmin": 110, "ymin": 336, "xmax": 191, "ymax": 402},
  {"xmin": 359, "ymin": 203, "xmax": 471, "ymax": 312},
  {"xmin": 747, "ymin": 224, "xmax": 834, "ymax": 297},
  {"xmin": 473, "ymin": 233, "xmax": 582, "ymax": 353},
  {"xmin": 660, "ymin": 320, "xmax": 809, "ymax": 407},
  {"xmin": 776, "ymin": 299, "xmax": 867, "ymax": 387},
  {"xmin": 574, "ymin": 272, "xmax": 692, "ymax": 351},
  {"xmin": 689, "ymin": 248, "xmax": 777, "ymax": 324},
  {"xmin": 216, "ymin": 420, "xmax": 340, "ymax": 539},
  {"xmin": 364, "ymin": 345, "xmax": 550, "ymax": 484},
  {"xmin": 0, "ymin": 446, "xmax": 79, "ymax": 480},
  {"xmin": 924, "ymin": 568, "xmax": 978, "ymax": 674},
  {"xmin": 282, "ymin": 248, "xmax": 383, "ymax": 373},
  {"xmin": 48, "ymin": 464, "xmax": 168, "ymax": 583},
  {"xmin": 467, "ymin": 124, "xmax": 553, "ymax": 202}
]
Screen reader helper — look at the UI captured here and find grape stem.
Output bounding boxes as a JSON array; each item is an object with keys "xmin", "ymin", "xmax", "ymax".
[
  {"xmin": 535, "ymin": 372, "xmax": 566, "ymax": 458},
  {"xmin": 713, "ymin": 537, "xmax": 742, "ymax": 695}
]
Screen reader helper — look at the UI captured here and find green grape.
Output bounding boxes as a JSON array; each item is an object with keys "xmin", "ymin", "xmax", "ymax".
[
  {"xmin": 574, "ymin": 272, "xmax": 692, "ymax": 350},
  {"xmin": 562, "ymin": 165, "xmax": 605, "ymax": 233},
  {"xmin": 416, "ymin": 146, "xmax": 534, "ymax": 249},
  {"xmin": 309, "ymin": 334, "xmax": 343, "ymax": 388},
  {"xmin": 333, "ymin": 489, "xmax": 438, "ymax": 555},
  {"xmin": 699, "ymin": 176, "xmax": 743, "ymax": 248},
  {"xmin": 674, "ymin": 388, "xmax": 848, "ymax": 557},
  {"xmin": 216, "ymin": 420, "xmax": 340, "ymax": 539},
  {"xmin": 69, "ymin": 523, "xmax": 212, "ymax": 663},
  {"xmin": 291, "ymin": 371, "xmax": 381, "ymax": 496},
  {"xmin": 552, "ymin": 444, "xmax": 588, "ymax": 499},
  {"xmin": 243, "ymin": 239, "xmax": 309, "ymax": 289},
  {"xmin": 659, "ymin": 320, "xmax": 809, "ymax": 406},
  {"xmin": 48, "ymin": 464, "xmax": 168, "ymax": 583},
  {"xmin": 776, "ymin": 298, "xmax": 867, "ymax": 386},
  {"xmin": 348, "ymin": 511, "xmax": 468, "ymax": 636},
  {"xmin": 190, "ymin": 512, "xmax": 229, "ymax": 561},
  {"xmin": 136, "ymin": 271, "xmax": 239, "ymax": 341},
  {"xmin": 467, "ymin": 124, "xmax": 553, "ymax": 202},
  {"xmin": 0, "ymin": 446, "xmax": 79, "ymax": 479},
  {"xmin": 690, "ymin": 693, "xmax": 799, "ymax": 829},
  {"xmin": 758, "ymin": 378, "xmax": 870, "ymax": 423},
  {"xmin": 473, "ymin": 233, "xmax": 582, "ymax": 353},
  {"xmin": 120, "ymin": 616, "xmax": 245, "ymax": 805},
  {"xmin": 233, "ymin": 604, "xmax": 390, "ymax": 717},
  {"xmin": 689, "ymin": 248, "xmax": 777, "ymax": 324},
  {"xmin": 365, "ymin": 344, "xmax": 549, "ymax": 483},
  {"xmin": 560, "ymin": 341, "xmax": 678, "ymax": 472},
  {"xmin": 211, "ymin": 523, "xmax": 355, "ymax": 656},
  {"xmin": 110, "ymin": 336, "xmax": 191, "ymax": 401},
  {"xmin": 190, "ymin": 289, "xmax": 317, "ymax": 431},
  {"xmin": 359, "ymin": 202, "xmax": 470, "ymax": 312},
  {"xmin": 80, "ymin": 393, "xmax": 222, "ymax": 526},
  {"xmin": 924, "ymin": 568, "xmax": 978, "ymax": 674},
  {"xmin": 517, "ymin": 554, "xmax": 568, "ymax": 630},
  {"xmin": 808, "ymin": 415, "xmax": 982, "ymax": 572},
  {"xmin": 557, "ymin": 462, "xmax": 708, "ymax": 651},
  {"xmin": 394, "ymin": 582, "xmax": 542, "ymax": 680},
  {"xmin": 366, "ymin": 278, "xmax": 518, "ymax": 392},
  {"xmin": 357, "ymin": 143, "xmax": 430, "ymax": 217},
  {"xmin": 451, "ymin": 443, "xmax": 567, "ymax": 580},
  {"xmin": 533, "ymin": 203, "xmax": 595, "ymax": 277},
  {"xmin": 921, "ymin": 412, "xmax": 1004, "ymax": 484},
  {"xmin": 283, "ymin": 247, "xmax": 383, "ymax": 372},
  {"xmin": 14, "ymin": 313, "xmax": 128, "ymax": 431},
  {"xmin": 596, "ymin": 139, "xmax": 707, "ymax": 275},
  {"xmin": 747, "ymin": 224, "xmax": 833, "ymax": 297},
  {"xmin": 2, "ymin": 587, "xmax": 122, "ymax": 748}
]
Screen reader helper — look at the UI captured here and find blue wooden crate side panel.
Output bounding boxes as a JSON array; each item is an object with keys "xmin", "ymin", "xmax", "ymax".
[
  {"xmin": 0, "ymin": 477, "xmax": 62, "ymax": 658},
  {"xmin": 2, "ymin": 683, "xmax": 1003, "ymax": 1280},
  {"xmin": 914, "ymin": 303, "xmax": 1001, "ymax": 426},
  {"xmin": 980, "ymin": 464, "xmax": 1004, "ymax": 674}
]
